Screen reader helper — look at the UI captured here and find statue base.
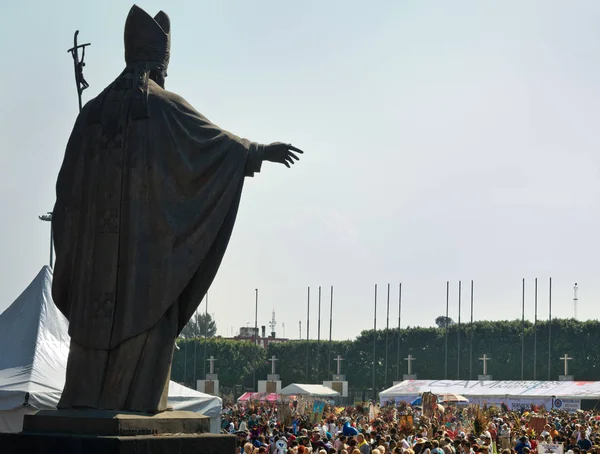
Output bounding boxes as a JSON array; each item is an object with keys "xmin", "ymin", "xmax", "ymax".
[
  {"xmin": 0, "ymin": 432, "xmax": 235, "ymax": 454},
  {"xmin": 23, "ymin": 409, "xmax": 210, "ymax": 436},
  {"xmin": 0, "ymin": 409, "xmax": 235, "ymax": 454}
]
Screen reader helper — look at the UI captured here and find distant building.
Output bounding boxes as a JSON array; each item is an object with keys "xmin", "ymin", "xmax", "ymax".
[
  {"xmin": 232, "ymin": 325, "xmax": 288, "ymax": 348},
  {"xmin": 238, "ymin": 327, "xmax": 259, "ymax": 339}
]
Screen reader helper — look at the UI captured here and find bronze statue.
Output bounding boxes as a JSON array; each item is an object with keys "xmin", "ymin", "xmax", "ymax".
[{"xmin": 51, "ymin": 5, "xmax": 302, "ymax": 413}]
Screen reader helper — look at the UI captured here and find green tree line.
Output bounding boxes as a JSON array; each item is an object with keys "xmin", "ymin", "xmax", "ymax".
[{"xmin": 171, "ymin": 318, "xmax": 600, "ymax": 391}]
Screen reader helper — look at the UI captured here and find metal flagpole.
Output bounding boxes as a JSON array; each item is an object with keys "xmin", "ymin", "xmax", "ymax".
[
  {"xmin": 548, "ymin": 277, "xmax": 552, "ymax": 380},
  {"xmin": 469, "ymin": 280, "xmax": 473, "ymax": 380},
  {"xmin": 372, "ymin": 284, "xmax": 377, "ymax": 399},
  {"xmin": 193, "ymin": 324, "xmax": 197, "ymax": 386},
  {"xmin": 385, "ymin": 283, "xmax": 390, "ymax": 386},
  {"xmin": 49, "ymin": 220, "xmax": 54, "ymax": 267},
  {"xmin": 184, "ymin": 335, "xmax": 188, "ymax": 386},
  {"xmin": 397, "ymin": 283, "xmax": 402, "ymax": 381},
  {"xmin": 521, "ymin": 278, "xmax": 525, "ymax": 380},
  {"xmin": 253, "ymin": 289, "xmax": 258, "ymax": 390},
  {"xmin": 534, "ymin": 278, "xmax": 538, "ymax": 379},
  {"xmin": 193, "ymin": 308, "xmax": 198, "ymax": 386},
  {"xmin": 445, "ymin": 281, "xmax": 449, "ymax": 379},
  {"xmin": 254, "ymin": 289, "xmax": 259, "ymax": 347},
  {"xmin": 203, "ymin": 292, "xmax": 208, "ymax": 377},
  {"xmin": 317, "ymin": 286, "xmax": 321, "ymax": 383},
  {"xmin": 38, "ymin": 213, "xmax": 53, "ymax": 267},
  {"xmin": 328, "ymin": 285, "xmax": 333, "ymax": 378},
  {"xmin": 306, "ymin": 287, "xmax": 310, "ymax": 382},
  {"xmin": 457, "ymin": 280, "xmax": 461, "ymax": 379}
]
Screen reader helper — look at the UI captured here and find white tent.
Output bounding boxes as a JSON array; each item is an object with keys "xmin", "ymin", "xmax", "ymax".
[
  {"xmin": 166, "ymin": 380, "xmax": 222, "ymax": 432},
  {"xmin": 0, "ymin": 266, "xmax": 222, "ymax": 433},
  {"xmin": 280, "ymin": 383, "xmax": 339, "ymax": 397},
  {"xmin": 379, "ymin": 379, "xmax": 600, "ymax": 412}
]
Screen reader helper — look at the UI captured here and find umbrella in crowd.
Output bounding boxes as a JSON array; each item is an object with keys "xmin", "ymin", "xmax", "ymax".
[{"xmin": 439, "ymin": 393, "xmax": 469, "ymax": 403}]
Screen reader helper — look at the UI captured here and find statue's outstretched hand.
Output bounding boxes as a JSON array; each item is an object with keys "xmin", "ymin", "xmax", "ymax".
[{"xmin": 263, "ymin": 142, "xmax": 303, "ymax": 168}]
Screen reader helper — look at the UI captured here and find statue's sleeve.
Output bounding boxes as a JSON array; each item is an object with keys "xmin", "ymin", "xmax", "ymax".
[
  {"xmin": 145, "ymin": 88, "xmax": 268, "ymax": 333},
  {"xmin": 241, "ymin": 140, "xmax": 264, "ymax": 177},
  {"xmin": 152, "ymin": 90, "xmax": 265, "ymax": 177}
]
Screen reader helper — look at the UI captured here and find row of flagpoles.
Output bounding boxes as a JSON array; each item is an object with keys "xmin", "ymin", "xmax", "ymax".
[{"xmin": 299, "ymin": 278, "xmax": 558, "ymax": 387}]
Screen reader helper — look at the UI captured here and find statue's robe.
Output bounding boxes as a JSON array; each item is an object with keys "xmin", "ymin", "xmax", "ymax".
[{"xmin": 52, "ymin": 68, "xmax": 263, "ymax": 411}]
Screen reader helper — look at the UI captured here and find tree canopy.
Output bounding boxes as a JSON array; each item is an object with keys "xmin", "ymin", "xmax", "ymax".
[
  {"xmin": 173, "ymin": 337, "xmax": 264, "ymax": 390},
  {"xmin": 435, "ymin": 315, "xmax": 455, "ymax": 328},
  {"xmin": 181, "ymin": 312, "xmax": 217, "ymax": 338},
  {"xmin": 171, "ymin": 318, "xmax": 600, "ymax": 391}
]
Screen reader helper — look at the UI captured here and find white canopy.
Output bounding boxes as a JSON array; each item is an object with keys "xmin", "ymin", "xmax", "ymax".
[
  {"xmin": 379, "ymin": 379, "xmax": 600, "ymax": 412},
  {"xmin": 379, "ymin": 379, "xmax": 600, "ymax": 399},
  {"xmin": 0, "ymin": 266, "xmax": 221, "ymax": 433},
  {"xmin": 166, "ymin": 380, "xmax": 222, "ymax": 429},
  {"xmin": 280, "ymin": 383, "xmax": 339, "ymax": 397}
]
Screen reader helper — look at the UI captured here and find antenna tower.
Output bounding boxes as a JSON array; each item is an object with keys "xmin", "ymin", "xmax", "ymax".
[{"xmin": 269, "ymin": 310, "xmax": 277, "ymax": 337}]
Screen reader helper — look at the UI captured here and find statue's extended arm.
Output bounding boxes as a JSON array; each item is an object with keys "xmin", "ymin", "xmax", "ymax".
[
  {"xmin": 244, "ymin": 142, "xmax": 303, "ymax": 178},
  {"xmin": 263, "ymin": 142, "xmax": 303, "ymax": 167},
  {"xmin": 153, "ymin": 89, "xmax": 303, "ymax": 176}
]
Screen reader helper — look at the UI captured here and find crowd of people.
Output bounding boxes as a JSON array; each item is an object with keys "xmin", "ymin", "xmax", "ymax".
[{"xmin": 220, "ymin": 399, "xmax": 600, "ymax": 454}]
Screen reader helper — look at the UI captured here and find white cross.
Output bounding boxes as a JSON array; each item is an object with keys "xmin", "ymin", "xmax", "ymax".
[
  {"xmin": 405, "ymin": 354, "xmax": 416, "ymax": 375},
  {"xmin": 334, "ymin": 355, "xmax": 343, "ymax": 375},
  {"xmin": 479, "ymin": 354, "xmax": 491, "ymax": 375},
  {"xmin": 269, "ymin": 355, "xmax": 278, "ymax": 375},
  {"xmin": 207, "ymin": 355, "xmax": 216, "ymax": 375},
  {"xmin": 560, "ymin": 353, "xmax": 572, "ymax": 376}
]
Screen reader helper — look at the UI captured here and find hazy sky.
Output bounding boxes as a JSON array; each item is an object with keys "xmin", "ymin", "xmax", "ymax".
[{"xmin": 1, "ymin": 1, "xmax": 599, "ymax": 341}]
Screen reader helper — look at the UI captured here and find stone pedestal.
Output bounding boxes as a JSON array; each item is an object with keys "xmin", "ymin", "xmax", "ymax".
[
  {"xmin": 0, "ymin": 409, "xmax": 235, "ymax": 454},
  {"xmin": 559, "ymin": 375, "xmax": 574, "ymax": 381},
  {"xmin": 0, "ymin": 432, "xmax": 234, "ymax": 454},
  {"xmin": 323, "ymin": 380, "xmax": 348, "ymax": 397},
  {"xmin": 403, "ymin": 374, "xmax": 417, "ymax": 380},
  {"xmin": 258, "ymin": 379, "xmax": 281, "ymax": 394},
  {"xmin": 23, "ymin": 410, "xmax": 210, "ymax": 435},
  {"xmin": 197, "ymin": 377, "xmax": 220, "ymax": 395},
  {"xmin": 478, "ymin": 374, "xmax": 492, "ymax": 380}
]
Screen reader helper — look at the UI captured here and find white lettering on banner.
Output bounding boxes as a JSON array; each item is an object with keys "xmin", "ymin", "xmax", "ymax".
[
  {"xmin": 381, "ymin": 380, "xmax": 599, "ymax": 401},
  {"xmin": 559, "ymin": 399, "xmax": 581, "ymax": 412},
  {"xmin": 449, "ymin": 397, "xmax": 581, "ymax": 413},
  {"xmin": 417, "ymin": 380, "xmax": 558, "ymax": 391},
  {"xmin": 379, "ymin": 395, "xmax": 581, "ymax": 413}
]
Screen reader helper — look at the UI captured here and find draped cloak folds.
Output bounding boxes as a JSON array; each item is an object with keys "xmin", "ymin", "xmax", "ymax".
[{"xmin": 52, "ymin": 69, "xmax": 264, "ymax": 351}]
